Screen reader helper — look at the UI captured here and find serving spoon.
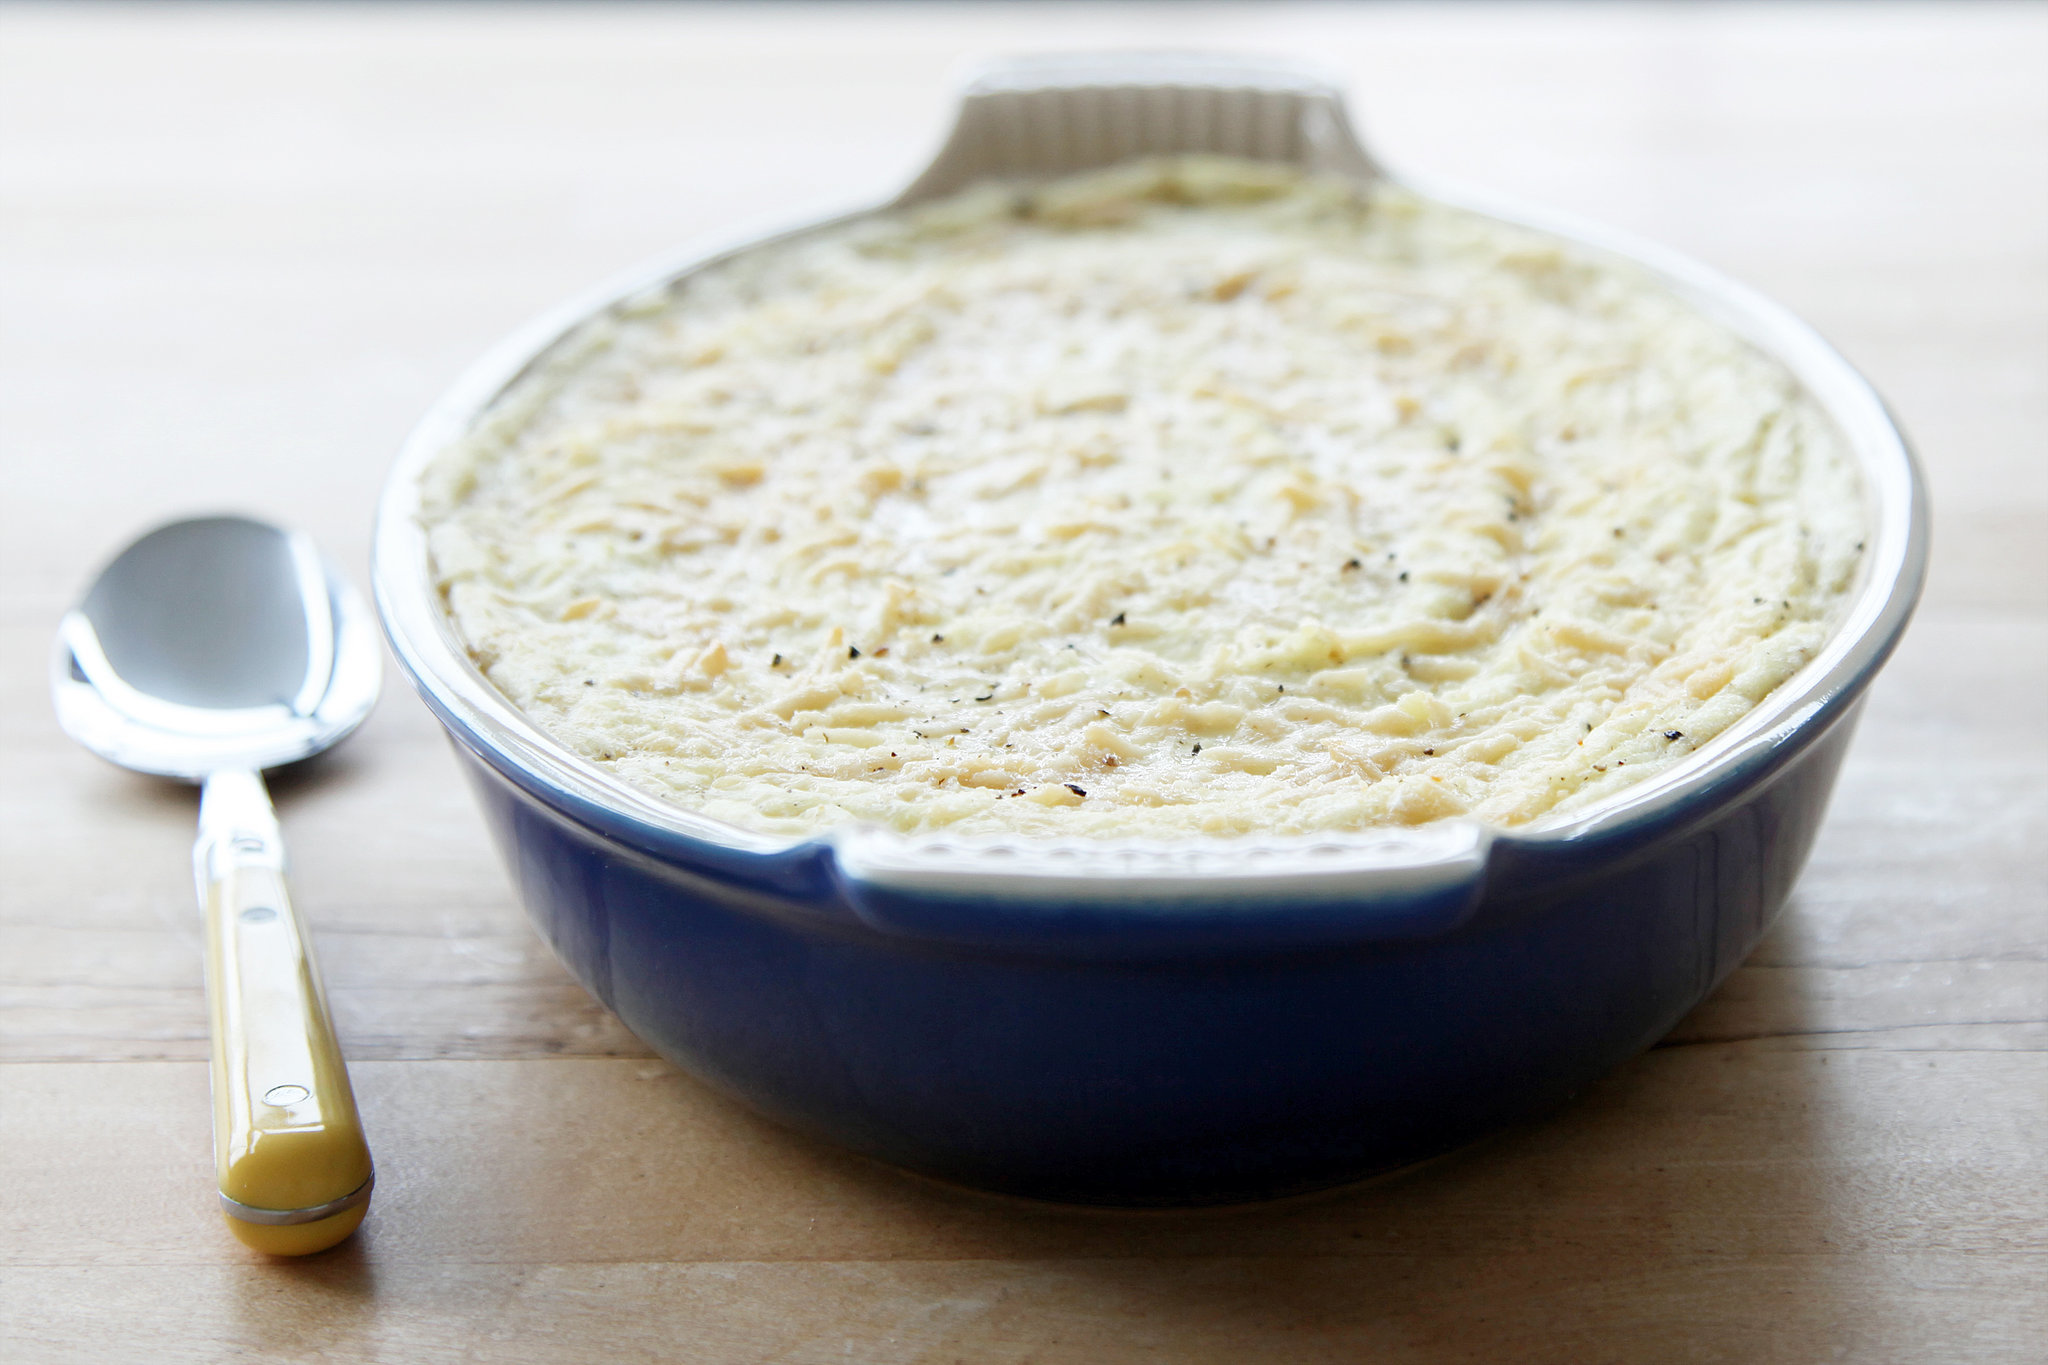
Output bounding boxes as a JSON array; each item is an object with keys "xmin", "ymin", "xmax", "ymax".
[{"xmin": 52, "ymin": 515, "xmax": 381, "ymax": 1255}]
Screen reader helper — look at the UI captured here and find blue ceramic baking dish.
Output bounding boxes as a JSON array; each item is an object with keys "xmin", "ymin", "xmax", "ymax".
[{"xmin": 374, "ymin": 55, "xmax": 1928, "ymax": 1205}]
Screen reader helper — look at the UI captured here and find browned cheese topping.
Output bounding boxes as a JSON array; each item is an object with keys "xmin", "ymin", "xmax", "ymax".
[{"xmin": 423, "ymin": 159, "xmax": 1864, "ymax": 838}]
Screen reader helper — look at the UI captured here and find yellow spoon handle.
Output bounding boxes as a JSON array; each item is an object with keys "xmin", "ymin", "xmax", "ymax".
[{"xmin": 197, "ymin": 770, "xmax": 372, "ymax": 1255}]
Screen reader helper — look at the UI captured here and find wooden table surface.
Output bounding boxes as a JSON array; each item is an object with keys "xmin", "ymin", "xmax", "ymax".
[{"xmin": 4, "ymin": 4, "xmax": 2043, "ymax": 1361}]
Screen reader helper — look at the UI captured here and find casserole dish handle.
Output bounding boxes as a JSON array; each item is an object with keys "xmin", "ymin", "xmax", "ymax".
[
  {"xmin": 826, "ymin": 822, "xmax": 1491, "ymax": 956},
  {"xmin": 898, "ymin": 51, "xmax": 1380, "ymax": 206}
]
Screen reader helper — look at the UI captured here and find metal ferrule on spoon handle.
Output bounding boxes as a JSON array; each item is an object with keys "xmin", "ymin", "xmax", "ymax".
[{"xmin": 196, "ymin": 769, "xmax": 372, "ymax": 1255}]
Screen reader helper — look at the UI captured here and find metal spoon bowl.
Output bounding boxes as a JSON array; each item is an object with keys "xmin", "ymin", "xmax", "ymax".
[
  {"xmin": 54, "ymin": 516, "xmax": 380, "ymax": 779},
  {"xmin": 52, "ymin": 515, "xmax": 380, "ymax": 1255}
]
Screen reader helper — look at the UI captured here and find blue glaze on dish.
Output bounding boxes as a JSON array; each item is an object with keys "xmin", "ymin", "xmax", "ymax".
[{"xmin": 423, "ymin": 677, "xmax": 1864, "ymax": 1205}]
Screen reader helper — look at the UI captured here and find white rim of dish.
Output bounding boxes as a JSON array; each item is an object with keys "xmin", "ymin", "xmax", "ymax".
[{"xmin": 372, "ymin": 85, "xmax": 1925, "ymax": 896}]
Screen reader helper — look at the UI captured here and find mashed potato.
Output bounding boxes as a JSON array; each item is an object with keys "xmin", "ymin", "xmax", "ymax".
[{"xmin": 422, "ymin": 158, "xmax": 1864, "ymax": 838}]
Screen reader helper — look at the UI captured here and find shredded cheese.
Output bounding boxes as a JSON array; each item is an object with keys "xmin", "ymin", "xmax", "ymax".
[{"xmin": 424, "ymin": 158, "xmax": 1864, "ymax": 838}]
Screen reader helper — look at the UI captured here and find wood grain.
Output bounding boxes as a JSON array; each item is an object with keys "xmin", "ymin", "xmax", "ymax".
[{"xmin": 3, "ymin": 3, "xmax": 2043, "ymax": 1361}]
